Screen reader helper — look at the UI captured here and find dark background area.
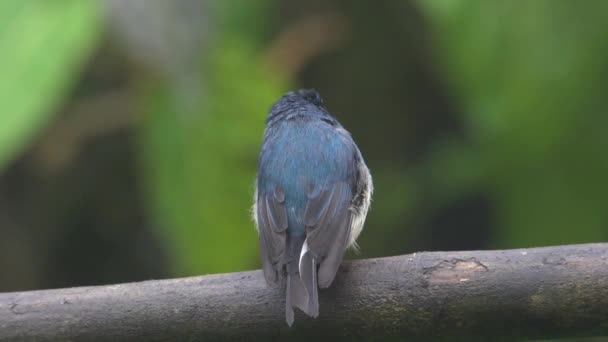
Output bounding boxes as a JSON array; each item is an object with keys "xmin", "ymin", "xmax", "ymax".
[{"xmin": 1, "ymin": 1, "xmax": 607, "ymax": 320}]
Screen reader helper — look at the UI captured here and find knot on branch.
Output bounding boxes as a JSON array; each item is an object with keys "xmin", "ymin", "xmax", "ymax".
[{"xmin": 423, "ymin": 257, "xmax": 488, "ymax": 285}]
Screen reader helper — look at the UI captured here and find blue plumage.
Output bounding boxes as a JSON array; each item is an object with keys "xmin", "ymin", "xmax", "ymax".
[
  {"xmin": 258, "ymin": 119, "xmax": 354, "ymax": 234},
  {"xmin": 254, "ymin": 89, "xmax": 372, "ymax": 326}
]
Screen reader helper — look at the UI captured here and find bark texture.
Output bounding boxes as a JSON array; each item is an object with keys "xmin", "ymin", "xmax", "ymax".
[{"xmin": 1, "ymin": 243, "xmax": 608, "ymax": 341}]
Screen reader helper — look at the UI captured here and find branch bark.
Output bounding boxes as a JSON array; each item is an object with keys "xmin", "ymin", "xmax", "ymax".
[{"xmin": 1, "ymin": 243, "xmax": 608, "ymax": 341}]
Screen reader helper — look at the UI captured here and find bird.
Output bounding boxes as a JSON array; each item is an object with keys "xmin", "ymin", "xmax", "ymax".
[{"xmin": 253, "ymin": 89, "xmax": 373, "ymax": 326}]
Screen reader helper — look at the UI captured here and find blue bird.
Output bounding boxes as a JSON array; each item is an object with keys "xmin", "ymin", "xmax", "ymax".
[{"xmin": 253, "ymin": 89, "xmax": 373, "ymax": 326}]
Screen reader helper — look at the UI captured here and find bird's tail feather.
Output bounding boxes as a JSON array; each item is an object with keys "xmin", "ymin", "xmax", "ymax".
[
  {"xmin": 285, "ymin": 241, "xmax": 319, "ymax": 326},
  {"xmin": 299, "ymin": 242, "xmax": 319, "ymax": 317},
  {"xmin": 286, "ymin": 273, "xmax": 308, "ymax": 326}
]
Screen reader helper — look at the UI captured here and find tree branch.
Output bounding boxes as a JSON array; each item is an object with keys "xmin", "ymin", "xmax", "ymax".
[{"xmin": 1, "ymin": 243, "xmax": 607, "ymax": 341}]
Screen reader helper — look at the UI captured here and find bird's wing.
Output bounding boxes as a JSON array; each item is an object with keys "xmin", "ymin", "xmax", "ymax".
[
  {"xmin": 303, "ymin": 180, "xmax": 353, "ymax": 288},
  {"xmin": 256, "ymin": 186, "xmax": 288, "ymax": 285}
]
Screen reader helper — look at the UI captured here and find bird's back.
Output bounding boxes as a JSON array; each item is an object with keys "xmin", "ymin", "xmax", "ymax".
[
  {"xmin": 258, "ymin": 118, "xmax": 355, "ymax": 236},
  {"xmin": 254, "ymin": 89, "xmax": 372, "ymax": 326}
]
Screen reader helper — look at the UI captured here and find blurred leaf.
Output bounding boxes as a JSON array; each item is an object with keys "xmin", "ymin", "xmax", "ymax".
[
  {"xmin": 141, "ymin": 47, "xmax": 286, "ymax": 275},
  {"xmin": 0, "ymin": 1, "xmax": 101, "ymax": 171},
  {"xmin": 139, "ymin": 0, "xmax": 287, "ymax": 275},
  {"xmin": 419, "ymin": 0, "xmax": 608, "ymax": 246}
]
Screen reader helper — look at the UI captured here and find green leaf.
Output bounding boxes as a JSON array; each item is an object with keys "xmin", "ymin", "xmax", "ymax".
[
  {"xmin": 0, "ymin": 0, "xmax": 101, "ymax": 171},
  {"xmin": 140, "ymin": 43, "xmax": 287, "ymax": 275},
  {"xmin": 419, "ymin": 0, "xmax": 608, "ymax": 246}
]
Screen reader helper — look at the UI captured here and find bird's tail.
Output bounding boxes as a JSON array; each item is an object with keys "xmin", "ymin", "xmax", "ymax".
[
  {"xmin": 285, "ymin": 241, "xmax": 319, "ymax": 326},
  {"xmin": 299, "ymin": 241, "xmax": 319, "ymax": 317}
]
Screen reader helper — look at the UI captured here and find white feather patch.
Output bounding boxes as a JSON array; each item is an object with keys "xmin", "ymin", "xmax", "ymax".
[
  {"xmin": 299, "ymin": 240, "xmax": 310, "ymax": 275},
  {"xmin": 251, "ymin": 183, "xmax": 259, "ymax": 231},
  {"xmin": 348, "ymin": 161, "xmax": 373, "ymax": 249}
]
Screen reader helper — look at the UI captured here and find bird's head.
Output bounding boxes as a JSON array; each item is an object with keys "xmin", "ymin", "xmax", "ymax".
[{"xmin": 266, "ymin": 89, "xmax": 333, "ymax": 126}]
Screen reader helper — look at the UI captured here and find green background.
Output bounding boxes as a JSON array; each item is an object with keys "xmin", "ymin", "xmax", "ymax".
[{"xmin": 0, "ymin": 1, "xmax": 606, "ymax": 320}]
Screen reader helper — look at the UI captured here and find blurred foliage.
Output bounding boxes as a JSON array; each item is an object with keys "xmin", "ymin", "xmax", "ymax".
[
  {"xmin": 419, "ymin": 0, "xmax": 608, "ymax": 247},
  {"xmin": 138, "ymin": 0, "xmax": 287, "ymax": 275},
  {"xmin": 0, "ymin": 0, "xmax": 607, "ymax": 307},
  {"xmin": 0, "ymin": 1, "xmax": 100, "ymax": 170}
]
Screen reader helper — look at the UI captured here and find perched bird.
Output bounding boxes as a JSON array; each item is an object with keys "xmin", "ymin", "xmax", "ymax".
[{"xmin": 253, "ymin": 89, "xmax": 373, "ymax": 326}]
